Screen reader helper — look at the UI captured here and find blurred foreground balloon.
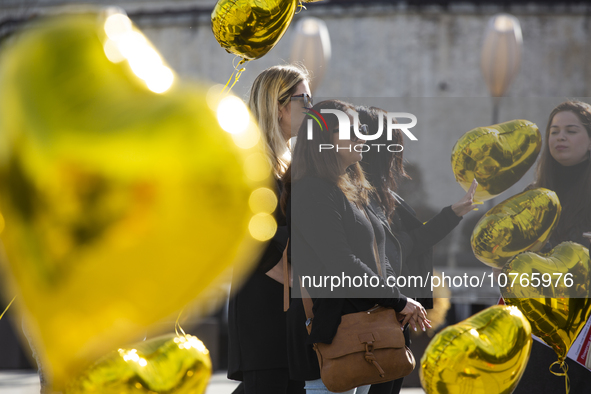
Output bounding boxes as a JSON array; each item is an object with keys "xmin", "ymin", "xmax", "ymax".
[
  {"xmin": 0, "ymin": 9, "xmax": 272, "ymax": 390},
  {"xmin": 211, "ymin": 0, "xmax": 298, "ymax": 61},
  {"xmin": 471, "ymin": 188, "xmax": 561, "ymax": 268},
  {"xmin": 66, "ymin": 334, "xmax": 211, "ymax": 394},
  {"xmin": 451, "ymin": 119, "xmax": 541, "ymax": 201},
  {"xmin": 501, "ymin": 242, "xmax": 591, "ymax": 363},
  {"xmin": 420, "ymin": 305, "xmax": 532, "ymax": 394}
]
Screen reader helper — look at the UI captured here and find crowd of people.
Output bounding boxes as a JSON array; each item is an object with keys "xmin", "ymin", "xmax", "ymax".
[
  {"xmin": 11, "ymin": 61, "xmax": 590, "ymax": 394},
  {"xmin": 223, "ymin": 63, "xmax": 590, "ymax": 394}
]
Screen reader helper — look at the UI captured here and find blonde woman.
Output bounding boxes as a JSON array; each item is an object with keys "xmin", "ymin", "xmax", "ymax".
[{"xmin": 227, "ymin": 65, "xmax": 311, "ymax": 394}]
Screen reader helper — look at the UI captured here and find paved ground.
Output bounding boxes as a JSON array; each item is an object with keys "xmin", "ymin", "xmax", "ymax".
[{"xmin": 0, "ymin": 371, "xmax": 426, "ymax": 393}]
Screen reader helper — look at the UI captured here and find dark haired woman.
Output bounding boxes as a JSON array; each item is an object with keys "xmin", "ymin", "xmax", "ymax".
[
  {"xmin": 356, "ymin": 106, "xmax": 477, "ymax": 394},
  {"xmin": 227, "ymin": 64, "xmax": 311, "ymax": 394},
  {"xmin": 282, "ymin": 100, "xmax": 430, "ymax": 394},
  {"xmin": 512, "ymin": 100, "xmax": 591, "ymax": 394}
]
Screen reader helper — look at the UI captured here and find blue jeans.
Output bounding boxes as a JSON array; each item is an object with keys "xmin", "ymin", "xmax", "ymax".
[{"xmin": 304, "ymin": 379, "xmax": 370, "ymax": 394}]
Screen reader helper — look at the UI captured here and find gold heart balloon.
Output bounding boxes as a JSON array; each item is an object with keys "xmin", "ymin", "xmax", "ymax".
[
  {"xmin": 211, "ymin": 0, "xmax": 298, "ymax": 61},
  {"xmin": 420, "ymin": 305, "xmax": 532, "ymax": 394},
  {"xmin": 501, "ymin": 242, "xmax": 591, "ymax": 363},
  {"xmin": 471, "ymin": 188, "xmax": 561, "ymax": 268},
  {"xmin": 451, "ymin": 119, "xmax": 541, "ymax": 201},
  {"xmin": 0, "ymin": 10, "xmax": 274, "ymax": 390},
  {"xmin": 65, "ymin": 334, "xmax": 211, "ymax": 394}
]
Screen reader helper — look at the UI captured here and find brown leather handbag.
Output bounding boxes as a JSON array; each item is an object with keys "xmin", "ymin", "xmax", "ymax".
[
  {"xmin": 283, "ymin": 238, "xmax": 416, "ymax": 393},
  {"xmin": 301, "ymin": 291, "xmax": 415, "ymax": 393}
]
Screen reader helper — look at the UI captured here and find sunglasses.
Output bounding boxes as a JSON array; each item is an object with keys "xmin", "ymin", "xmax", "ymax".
[
  {"xmin": 291, "ymin": 93, "xmax": 313, "ymax": 108},
  {"xmin": 332, "ymin": 124, "xmax": 369, "ymax": 142}
]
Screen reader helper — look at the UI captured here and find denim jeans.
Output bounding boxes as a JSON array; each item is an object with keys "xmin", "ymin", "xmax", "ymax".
[{"xmin": 304, "ymin": 379, "xmax": 370, "ymax": 394}]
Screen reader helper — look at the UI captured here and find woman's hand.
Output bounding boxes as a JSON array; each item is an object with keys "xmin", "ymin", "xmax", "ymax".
[
  {"xmin": 492, "ymin": 267, "xmax": 502, "ymax": 282},
  {"xmin": 398, "ymin": 298, "xmax": 432, "ymax": 332},
  {"xmin": 451, "ymin": 179, "xmax": 479, "ymax": 217}
]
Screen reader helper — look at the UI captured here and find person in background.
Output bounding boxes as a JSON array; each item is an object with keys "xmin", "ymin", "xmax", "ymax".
[
  {"xmin": 282, "ymin": 100, "xmax": 430, "ymax": 394},
  {"xmin": 511, "ymin": 100, "xmax": 591, "ymax": 394},
  {"xmin": 227, "ymin": 64, "xmax": 311, "ymax": 394},
  {"xmin": 357, "ymin": 106, "xmax": 477, "ymax": 394}
]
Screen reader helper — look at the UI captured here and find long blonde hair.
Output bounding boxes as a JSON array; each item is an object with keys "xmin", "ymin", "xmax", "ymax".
[{"xmin": 249, "ymin": 64, "xmax": 309, "ymax": 177}]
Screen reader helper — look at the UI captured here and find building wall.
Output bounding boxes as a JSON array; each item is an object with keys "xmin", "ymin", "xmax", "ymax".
[
  {"xmin": 1, "ymin": 0, "xmax": 590, "ymax": 250},
  {"xmin": 127, "ymin": 3, "xmax": 591, "ymax": 211}
]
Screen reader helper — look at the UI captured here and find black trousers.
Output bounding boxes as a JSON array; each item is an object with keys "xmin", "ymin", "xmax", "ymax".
[
  {"xmin": 367, "ymin": 378, "xmax": 403, "ymax": 394},
  {"xmin": 512, "ymin": 340, "xmax": 591, "ymax": 394},
  {"xmin": 234, "ymin": 368, "xmax": 305, "ymax": 394}
]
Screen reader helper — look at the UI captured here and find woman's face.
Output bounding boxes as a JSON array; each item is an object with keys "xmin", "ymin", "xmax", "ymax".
[
  {"xmin": 278, "ymin": 80, "xmax": 311, "ymax": 141},
  {"xmin": 332, "ymin": 110, "xmax": 366, "ymax": 170},
  {"xmin": 548, "ymin": 111, "xmax": 591, "ymax": 166}
]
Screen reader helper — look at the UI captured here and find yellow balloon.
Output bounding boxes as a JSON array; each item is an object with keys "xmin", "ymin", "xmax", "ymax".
[
  {"xmin": 451, "ymin": 119, "xmax": 541, "ymax": 201},
  {"xmin": 0, "ymin": 10, "xmax": 271, "ymax": 390},
  {"xmin": 65, "ymin": 334, "xmax": 211, "ymax": 394},
  {"xmin": 420, "ymin": 305, "xmax": 532, "ymax": 394},
  {"xmin": 471, "ymin": 188, "xmax": 561, "ymax": 268},
  {"xmin": 501, "ymin": 242, "xmax": 591, "ymax": 363},
  {"xmin": 211, "ymin": 0, "xmax": 298, "ymax": 61}
]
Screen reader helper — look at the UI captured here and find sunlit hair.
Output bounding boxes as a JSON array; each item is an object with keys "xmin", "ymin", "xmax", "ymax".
[
  {"xmin": 357, "ymin": 106, "xmax": 410, "ymax": 222},
  {"xmin": 533, "ymin": 100, "xmax": 591, "ymax": 241},
  {"xmin": 248, "ymin": 64, "xmax": 309, "ymax": 177},
  {"xmin": 281, "ymin": 100, "xmax": 373, "ymax": 213}
]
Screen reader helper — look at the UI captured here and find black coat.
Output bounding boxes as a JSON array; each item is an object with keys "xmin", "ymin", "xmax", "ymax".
[
  {"xmin": 227, "ymin": 180, "xmax": 289, "ymax": 381},
  {"xmin": 286, "ymin": 177, "xmax": 407, "ymax": 381},
  {"xmin": 388, "ymin": 193, "xmax": 461, "ymax": 309},
  {"xmin": 368, "ymin": 196, "xmax": 461, "ymax": 394},
  {"xmin": 514, "ymin": 160, "xmax": 591, "ymax": 393}
]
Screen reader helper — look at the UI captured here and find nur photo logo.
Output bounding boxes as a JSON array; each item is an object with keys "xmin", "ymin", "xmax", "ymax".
[{"xmin": 304, "ymin": 108, "xmax": 418, "ymax": 152}]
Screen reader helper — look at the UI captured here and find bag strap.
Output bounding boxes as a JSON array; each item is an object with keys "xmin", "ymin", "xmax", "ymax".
[
  {"xmin": 371, "ymin": 234, "xmax": 383, "ymax": 278},
  {"xmin": 300, "ymin": 277, "xmax": 314, "ymax": 335},
  {"xmin": 284, "ymin": 236, "xmax": 314, "ymax": 333},
  {"xmin": 283, "ymin": 240, "xmax": 290, "ymax": 312}
]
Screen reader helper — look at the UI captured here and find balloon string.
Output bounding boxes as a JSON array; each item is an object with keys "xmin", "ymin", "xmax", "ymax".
[
  {"xmin": 0, "ymin": 296, "xmax": 16, "ymax": 321},
  {"xmin": 227, "ymin": 66, "xmax": 246, "ymax": 94},
  {"xmin": 221, "ymin": 57, "xmax": 247, "ymax": 96},
  {"xmin": 221, "ymin": 69, "xmax": 237, "ymax": 94},
  {"xmin": 549, "ymin": 360, "xmax": 569, "ymax": 394},
  {"xmin": 175, "ymin": 308, "xmax": 187, "ymax": 338}
]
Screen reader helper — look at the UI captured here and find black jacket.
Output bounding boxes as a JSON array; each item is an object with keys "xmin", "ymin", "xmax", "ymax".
[
  {"xmin": 387, "ymin": 193, "xmax": 462, "ymax": 309},
  {"xmin": 286, "ymin": 177, "xmax": 407, "ymax": 380},
  {"xmin": 514, "ymin": 161, "xmax": 591, "ymax": 394},
  {"xmin": 227, "ymin": 180, "xmax": 289, "ymax": 380}
]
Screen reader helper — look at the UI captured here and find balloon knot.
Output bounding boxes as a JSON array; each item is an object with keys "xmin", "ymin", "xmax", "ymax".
[
  {"xmin": 549, "ymin": 360, "xmax": 569, "ymax": 394},
  {"xmin": 296, "ymin": 1, "xmax": 307, "ymax": 14}
]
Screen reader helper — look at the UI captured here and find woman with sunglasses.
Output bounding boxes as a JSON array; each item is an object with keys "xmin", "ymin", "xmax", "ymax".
[
  {"xmin": 227, "ymin": 64, "xmax": 311, "ymax": 394},
  {"xmin": 281, "ymin": 100, "xmax": 430, "ymax": 394},
  {"xmin": 355, "ymin": 106, "xmax": 477, "ymax": 394}
]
